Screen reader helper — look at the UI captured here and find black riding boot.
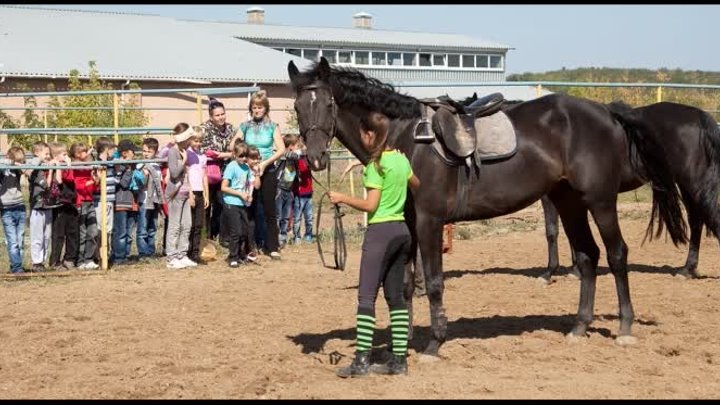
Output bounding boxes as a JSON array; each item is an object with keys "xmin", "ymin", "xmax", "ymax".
[
  {"xmin": 335, "ymin": 351, "xmax": 371, "ymax": 378},
  {"xmin": 370, "ymin": 354, "xmax": 408, "ymax": 375}
]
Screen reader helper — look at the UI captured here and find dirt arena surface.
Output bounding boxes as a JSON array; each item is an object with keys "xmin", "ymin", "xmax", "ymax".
[{"xmin": 1, "ymin": 202, "xmax": 719, "ymax": 399}]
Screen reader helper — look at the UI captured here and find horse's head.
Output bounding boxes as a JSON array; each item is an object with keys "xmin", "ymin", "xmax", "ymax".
[{"xmin": 288, "ymin": 57, "xmax": 336, "ymax": 171}]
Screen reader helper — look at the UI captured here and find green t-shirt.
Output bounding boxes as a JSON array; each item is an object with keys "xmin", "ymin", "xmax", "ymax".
[{"xmin": 363, "ymin": 150, "xmax": 414, "ymax": 225}]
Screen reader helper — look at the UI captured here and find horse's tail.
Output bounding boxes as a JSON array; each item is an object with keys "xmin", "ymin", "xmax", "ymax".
[
  {"xmin": 696, "ymin": 111, "xmax": 720, "ymax": 238},
  {"xmin": 612, "ymin": 109, "xmax": 688, "ymax": 246}
]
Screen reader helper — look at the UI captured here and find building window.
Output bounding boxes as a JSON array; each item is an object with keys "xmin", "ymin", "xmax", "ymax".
[
  {"xmin": 476, "ymin": 55, "xmax": 489, "ymax": 68},
  {"xmin": 322, "ymin": 49, "xmax": 337, "ymax": 63},
  {"xmin": 355, "ymin": 51, "xmax": 369, "ymax": 65},
  {"xmin": 338, "ymin": 50, "xmax": 352, "ymax": 63},
  {"xmin": 287, "ymin": 48, "xmax": 302, "ymax": 57},
  {"xmin": 447, "ymin": 54, "xmax": 460, "ymax": 67},
  {"xmin": 419, "ymin": 53, "xmax": 432, "ymax": 67},
  {"xmin": 462, "ymin": 54, "xmax": 475, "ymax": 68},
  {"xmin": 388, "ymin": 52, "xmax": 403, "ymax": 66},
  {"xmin": 432, "ymin": 54, "xmax": 446, "ymax": 67},
  {"xmin": 371, "ymin": 52, "xmax": 387, "ymax": 66},
  {"xmin": 490, "ymin": 55, "xmax": 503, "ymax": 68},
  {"xmin": 304, "ymin": 49, "xmax": 319, "ymax": 61},
  {"xmin": 403, "ymin": 53, "xmax": 416, "ymax": 66}
]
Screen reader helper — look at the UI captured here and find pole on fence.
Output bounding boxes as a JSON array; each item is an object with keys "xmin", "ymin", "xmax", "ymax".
[
  {"xmin": 100, "ymin": 167, "xmax": 109, "ymax": 271},
  {"xmin": 349, "ymin": 170, "xmax": 355, "ymax": 198},
  {"xmin": 657, "ymin": 86, "xmax": 663, "ymax": 103},
  {"xmin": 43, "ymin": 111, "xmax": 48, "ymax": 143},
  {"xmin": 196, "ymin": 93, "xmax": 202, "ymax": 124},
  {"xmin": 113, "ymin": 93, "xmax": 119, "ymax": 145},
  {"xmin": 536, "ymin": 84, "xmax": 543, "ymax": 98}
]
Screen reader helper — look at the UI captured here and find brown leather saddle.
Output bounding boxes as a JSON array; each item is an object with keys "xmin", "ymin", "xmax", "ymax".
[{"xmin": 414, "ymin": 93, "xmax": 517, "ymax": 174}]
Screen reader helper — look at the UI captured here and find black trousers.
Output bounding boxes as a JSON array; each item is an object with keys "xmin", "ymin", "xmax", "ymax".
[
  {"xmin": 223, "ymin": 204, "xmax": 254, "ymax": 262},
  {"xmin": 206, "ymin": 182, "xmax": 224, "ymax": 241},
  {"xmin": 258, "ymin": 167, "xmax": 279, "ymax": 252},
  {"xmin": 50, "ymin": 204, "xmax": 80, "ymax": 265},
  {"xmin": 357, "ymin": 221, "xmax": 412, "ymax": 315},
  {"xmin": 188, "ymin": 191, "xmax": 205, "ymax": 259}
]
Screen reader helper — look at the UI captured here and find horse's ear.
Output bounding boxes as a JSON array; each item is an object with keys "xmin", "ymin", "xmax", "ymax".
[
  {"xmin": 472, "ymin": 92, "xmax": 478, "ymax": 101},
  {"xmin": 318, "ymin": 57, "xmax": 331, "ymax": 80},
  {"xmin": 288, "ymin": 61, "xmax": 300, "ymax": 84}
]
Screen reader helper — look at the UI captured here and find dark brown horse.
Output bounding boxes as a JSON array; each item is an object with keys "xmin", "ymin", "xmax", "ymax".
[
  {"xmin": 288, "ymin": 58, "xmax": 686, "ymax": 356},
  {"xmin": 540, "ymin": 102, "xmax": 720, "ymax": 282}
]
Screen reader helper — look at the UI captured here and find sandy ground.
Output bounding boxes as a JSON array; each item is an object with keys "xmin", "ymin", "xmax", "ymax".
[{"xmin": 1, "ymin": 203, "xmax": 719, "ymax": 399}]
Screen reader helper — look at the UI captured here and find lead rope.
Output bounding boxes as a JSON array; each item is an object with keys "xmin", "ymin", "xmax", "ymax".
[{"xmin": 309, "ymin": 156, "xmax": 347, "ymax": 271}]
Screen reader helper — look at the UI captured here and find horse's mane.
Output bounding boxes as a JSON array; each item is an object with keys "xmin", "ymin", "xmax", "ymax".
[
  {"xmin": 292, "ymin": 62, "xmax": 422, "ymax": 120},
  {"xmin": 606, "ymin": 100, "xmax": 633, "ymax": 114}
]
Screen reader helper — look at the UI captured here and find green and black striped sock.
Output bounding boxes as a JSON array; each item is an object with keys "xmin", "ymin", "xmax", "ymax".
[
  {"xmin": 389, "ymin": 309, "xmax": 410, "ymax": 356},
  {"xmin": 356, "ymin": 313, "xmax": 376, "ymax": 352}
]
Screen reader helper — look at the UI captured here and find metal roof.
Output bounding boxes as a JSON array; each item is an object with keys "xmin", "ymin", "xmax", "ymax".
[
  {"xmin": 188, "ymin": 19, "xmax": 510, "ymax": 52},
  {"xmin": 0, "ymin": 6, "xmax": 312, "ymax": 83}
]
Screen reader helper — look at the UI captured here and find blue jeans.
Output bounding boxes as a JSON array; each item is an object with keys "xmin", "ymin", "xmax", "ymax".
[
  {"xmin": 136, "ymin": 203, "xmax": 158, "ymax": 258},
  {"xmin": 252, "ymin": 189, "xmax": 266, "ymax": 251},
  {"xmin": 112, "ymin": 210, "xmax": 138, "ymax": 262},
  {"xmin": 275, "ymin": 189, "xmax": 293, "ymax": 244},
  {"xmin": 2, "ymin": 206, "xmax": 26, "ymax": 273},
  {"xmin": 293, "ymin": 196, "xmax": 314, "ymax": 240}
]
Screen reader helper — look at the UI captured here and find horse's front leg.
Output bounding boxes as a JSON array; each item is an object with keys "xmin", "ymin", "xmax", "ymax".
[{"xmin": 415, "ymin": 209, "xmax": 447, "ymax": 357}]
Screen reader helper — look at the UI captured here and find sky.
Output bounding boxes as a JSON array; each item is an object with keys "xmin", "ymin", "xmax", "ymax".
[{"xmin": 34, "ymin": 4, "xmax": 720, "ymax": 75}]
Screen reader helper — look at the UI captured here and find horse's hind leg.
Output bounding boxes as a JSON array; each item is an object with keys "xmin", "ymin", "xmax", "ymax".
[
  {"xmin": 588, "ymin": 200, "xmax": 636, "ymax": 344},
  {"xmin": 540, "ymin": 195, "xmax": 581, "ymax": 283},
  {"xmin": 678, "ymin": 195, "xmax": 703, "ymax": 279},
  {"xmin": 550, "ymin": 192, "xmax": 600, "ymax": 338},
  {"xmin": 540, "ymin": 195, "xmax": 561, "ymax": 283}
]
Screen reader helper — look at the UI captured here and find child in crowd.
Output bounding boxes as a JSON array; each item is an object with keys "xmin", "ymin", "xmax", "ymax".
[
  {"xmin": 28, "ymin": 141, "xmax": 57, "ymax": 272},
  {"xmin": 186, "ymin": 130, "xmax": 210, "ymax": 265},
  {"xmin": 221, "ymin": 142, "xmax": 261, "ymax": 268},
  {"xmin": 49, "ymin": 142, "xmax": 78, "ymax": 270},
  {"xmin": 92, "ymin": 137, "xmax": 117, "ymax": 262},
  {"xmin": 165, "ymin": 124, "xmax": 198, "ymax": 269},
  {"xmin": 0, "ymin": 146, "xmax": 28, "ymax": 274},
  {"xmin": 292, "ymin": 139, "xmax": 314, "ymax": 244},
  {"xmin": 111, "ymin": 139, "xmax": 140, "ymax": 265},
  {"xmin": 69, "ymin": 143, "xmax": 100, "ymax": 270},
  {"xmin": 136, "ymin": 137, "xmax": 163, "ymax": 261},
  {"xmin": 275, "ymin": 134, "xmax": 300, "ymax": 249}
]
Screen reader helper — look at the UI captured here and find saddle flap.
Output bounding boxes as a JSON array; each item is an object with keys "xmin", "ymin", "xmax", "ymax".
[{"xmin": 431, "ymin": 107, "xmax": 477, "ymax": 159}]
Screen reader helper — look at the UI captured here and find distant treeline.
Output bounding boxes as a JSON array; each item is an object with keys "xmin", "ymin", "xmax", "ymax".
[{"xmin": 508, "ymin": 67, "xmax": 720, "ymax": 119}]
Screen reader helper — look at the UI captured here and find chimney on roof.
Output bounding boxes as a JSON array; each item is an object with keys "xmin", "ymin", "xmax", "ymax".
[
  {"xmin": 353, "ymin": 12, "xmax": 372, "ymax": 29},
  {"xmin": 246, "ymin": 6, "xmax": 265, "ymax": 24}
]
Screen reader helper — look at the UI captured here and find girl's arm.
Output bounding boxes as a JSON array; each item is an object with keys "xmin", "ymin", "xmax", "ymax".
[
  {"xmin": 409, "ymin": 174, "xmax": 421, "ymax": 191},
  {"xmin": 328, "ymin": 188, "xmax": 381, "ymax": 213},
  {"xmin": 220, "ymin": 178, "xmax": 250, "ymax": 201},
  {"xmin": 202, "ymin": 170, "xmax": 210, "ymax": 208},
  {"xmin": 259, "ymin": 124, "xmax": 286, "ymax": 172}
]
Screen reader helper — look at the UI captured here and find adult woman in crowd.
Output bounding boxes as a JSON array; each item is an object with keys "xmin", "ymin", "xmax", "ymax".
[
  {"xmin": 199, "ymin": 97, "xmax": 236, "ymax": 242},
  {"xmin": 233, "ymin": 90, "xmax": 285, "ymax": 260}
]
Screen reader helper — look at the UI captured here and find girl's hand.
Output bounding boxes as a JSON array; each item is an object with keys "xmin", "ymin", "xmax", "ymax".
[
  {"xmin": 328, "ymin": 191, "xmax": 344, "ymax": 205},
  {"xmin": 203, "ymin": 196, "xmax": 210, "ymax": 209}
]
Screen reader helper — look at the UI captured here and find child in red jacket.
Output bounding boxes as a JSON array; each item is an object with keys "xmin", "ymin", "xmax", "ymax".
[{"xmin": 67, "ymin": 143, "xmax": 100, "ymax": 269}]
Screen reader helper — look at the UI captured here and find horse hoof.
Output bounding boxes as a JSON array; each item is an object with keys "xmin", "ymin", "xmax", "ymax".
[
  {"xmin": 537, "ymin": 276, "xmax": 553, "ymax": 286},
  {"xmin": 615, "ymin": 335, "xmax": 638, "ymax": 346},
  {"xmin": 565, "ymin": 332, "xmax": 586, "ymax": 344},
  {"xmin": 417, "ymin": 353, "xmax": 440, "ymax": 363},
  {"xmin": 676, "ymin": 270, "xmax": 698, "ymax": 280}
]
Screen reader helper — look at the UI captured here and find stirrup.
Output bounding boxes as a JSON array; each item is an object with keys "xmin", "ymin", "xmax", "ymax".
[{"xmin": 413, "ymin": 118, "xmax": 434, "ymax": 143}]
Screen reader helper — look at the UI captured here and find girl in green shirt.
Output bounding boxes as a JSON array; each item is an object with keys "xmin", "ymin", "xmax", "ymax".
[{"xmin": 329, "ymin": 111, "xmax": 420, "ymax": 377}]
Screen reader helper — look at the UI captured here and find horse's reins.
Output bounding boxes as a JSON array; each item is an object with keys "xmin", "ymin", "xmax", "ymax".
[{"xmin": 299, "ymin": 84, "xmax": 347, "ymax": 271}]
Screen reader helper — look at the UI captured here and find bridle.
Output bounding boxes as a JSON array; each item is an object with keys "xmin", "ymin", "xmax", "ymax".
[{"xmin": 296, "ymin": 84, "xmax": 347, "ymax": 271}]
